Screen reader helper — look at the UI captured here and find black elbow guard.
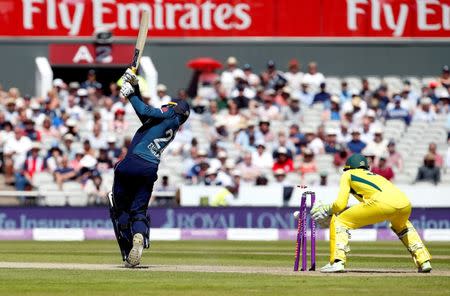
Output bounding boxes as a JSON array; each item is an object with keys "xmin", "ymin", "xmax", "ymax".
[{"xmin": 134, "ymin": 84, "xmax": 142, "ymax": 98}]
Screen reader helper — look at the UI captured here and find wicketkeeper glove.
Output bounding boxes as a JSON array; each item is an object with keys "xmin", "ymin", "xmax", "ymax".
[
  {"xmin": 120, "ymin": 82, "xmax": 135, "ymax": 98},
  {"xmin": 121, "ymin": 68, "xmax": 139, "ymax": 86},
  {"xmin": 311, "ymin": 202, "xmax": 333, "ymax": 221},
  {"xmin": 316, "ymin": 215, "xmax": 332, "ymax": 228}
]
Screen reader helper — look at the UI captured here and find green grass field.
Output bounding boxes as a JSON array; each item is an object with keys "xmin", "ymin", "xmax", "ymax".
[{"xmin": 0, "ymin": 240, "xmax": 449, "ymax": 295}]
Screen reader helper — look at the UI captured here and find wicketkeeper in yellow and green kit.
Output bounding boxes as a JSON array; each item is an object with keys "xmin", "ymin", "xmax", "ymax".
[{"xmin": 311, "ymin": 154, "xmax": 432, "ymax": 273}]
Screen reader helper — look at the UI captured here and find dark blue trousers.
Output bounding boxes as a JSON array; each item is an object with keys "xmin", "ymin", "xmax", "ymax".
[{"xmin": 112, "ymin": 154, "xmax": 158, "ymax": 243}]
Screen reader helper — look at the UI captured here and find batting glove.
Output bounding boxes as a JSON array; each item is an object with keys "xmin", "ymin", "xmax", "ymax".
[
  {"xmin": 311, "ymin": 202, "xmax": 333, "ymax": 221},
  {"xmin": 120, "ymin": 82, "xmax": 135, "ymax": 98},
  {"xmin": 122, "ymin": 68, "xmax": 139, "ymax": 86}
]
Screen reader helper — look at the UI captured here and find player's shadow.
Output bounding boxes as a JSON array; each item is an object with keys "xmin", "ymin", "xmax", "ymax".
[
  {"xmin": 347, "ymin": 269, "xmax": 414, "ymax": 274},
  {"xmin": 117, "ymin": 265, "xmax": 150, "ymax": 269}
]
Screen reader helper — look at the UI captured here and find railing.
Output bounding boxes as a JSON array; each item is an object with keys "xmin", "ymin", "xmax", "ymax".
[{"xmin": 0, "ymin": 190, "xmax": 176, "ymax": 206}]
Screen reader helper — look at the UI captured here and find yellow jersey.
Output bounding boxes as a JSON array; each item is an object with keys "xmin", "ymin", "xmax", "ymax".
[{"xmin": 332, "ymin": 168, "xmax": 410, "ymax": 213}]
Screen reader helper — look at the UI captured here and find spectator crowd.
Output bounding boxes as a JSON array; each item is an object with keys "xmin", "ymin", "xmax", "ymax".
[
  {"xmin": 0, "ymin": 59, "xmax": 449, "ymax": 205},
  {"xmin": 175, "ymin": 58, "xmax": 449, "ymax": 192}
]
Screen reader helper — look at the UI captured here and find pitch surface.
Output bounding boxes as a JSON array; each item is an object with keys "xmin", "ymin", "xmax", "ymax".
[{"xmin": 0, "ymin": 241, "xmax": 448, "ymax": 295}]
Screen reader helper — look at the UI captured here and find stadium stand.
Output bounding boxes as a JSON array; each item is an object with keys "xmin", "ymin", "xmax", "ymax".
[{"xmin": 0, "ymin": 60, "xmax": 449, "ymax": 206}]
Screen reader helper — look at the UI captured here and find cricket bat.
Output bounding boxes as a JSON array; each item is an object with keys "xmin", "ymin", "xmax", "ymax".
[{"xmin": 130, "ymin": 11, "xmax": 149, "ymax": 74}]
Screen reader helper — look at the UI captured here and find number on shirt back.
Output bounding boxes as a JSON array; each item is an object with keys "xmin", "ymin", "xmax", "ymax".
[
  {"xmin": 154, "ymin": 129, "xmax": 173, "ymax": 149},
  {"xmin": 148, "ymin": 129, "xmax": 174, "ymax": 158}
]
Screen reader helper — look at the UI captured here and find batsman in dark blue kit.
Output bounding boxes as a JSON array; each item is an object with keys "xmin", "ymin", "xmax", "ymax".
[{"xmin": 108, "ymin": 69, "xmax": 190, "ymax": 267}]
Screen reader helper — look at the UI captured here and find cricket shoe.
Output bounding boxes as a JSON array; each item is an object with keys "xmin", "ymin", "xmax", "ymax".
[
  {"xmin": 418, "ymin": 261, "xmax": 432, "ymax": 273},
  {"xmin": 125, "ymin": 233, "xmax": 144, "ymax": 268},
  {"xmin": 320, "ymin": 261, "xmax": 345, "ymax": 273}
]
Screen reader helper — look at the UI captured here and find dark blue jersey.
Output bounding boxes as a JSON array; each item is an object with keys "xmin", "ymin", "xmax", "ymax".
[{"xmin": 127, "ymin": 95, "xmax": 180, "ymax": 164}]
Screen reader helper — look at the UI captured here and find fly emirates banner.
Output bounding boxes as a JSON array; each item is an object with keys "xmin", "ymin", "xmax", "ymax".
[{"xmin": 0, "ymin": 0, "xmax": 449, "ymax": 38}]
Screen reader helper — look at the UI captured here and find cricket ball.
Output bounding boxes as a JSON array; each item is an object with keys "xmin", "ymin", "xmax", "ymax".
[{"xmin": 293, "ymin": 211, "xmax": 300, "ymax": 219}]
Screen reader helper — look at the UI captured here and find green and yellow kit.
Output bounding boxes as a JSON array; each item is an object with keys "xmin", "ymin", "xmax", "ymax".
[{"xmin": 329, "ymin": 168, "xmax": 431, "ymax": 267}]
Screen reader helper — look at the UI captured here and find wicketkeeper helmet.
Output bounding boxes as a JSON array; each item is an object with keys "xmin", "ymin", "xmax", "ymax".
[{"xmin": 343, "ymin": 154, "xmax": 369, "ymax": 171}]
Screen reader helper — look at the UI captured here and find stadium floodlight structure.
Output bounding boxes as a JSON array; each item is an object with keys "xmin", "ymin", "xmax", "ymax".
[{"xmin": 35, "ymin": 57, "xmax": 53, "ymax": 98}]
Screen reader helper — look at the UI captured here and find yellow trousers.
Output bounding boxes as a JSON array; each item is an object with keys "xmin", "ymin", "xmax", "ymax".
[{"xmin": 330, "ymin": 193, "xmax": 431, "ymax": 267}]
